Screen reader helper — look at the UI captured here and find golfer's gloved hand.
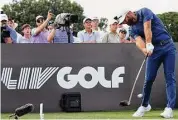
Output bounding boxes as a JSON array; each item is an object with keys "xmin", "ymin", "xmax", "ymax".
[{"xmin": 146, "ymin": 43, "xmax": 154, "ymax": 56}]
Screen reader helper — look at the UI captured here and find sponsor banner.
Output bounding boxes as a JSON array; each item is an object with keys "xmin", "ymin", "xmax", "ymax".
[
  {"xmin": 1, "ymin": 66, "xmax": 125, "ymax": 89},
  {"xmin": 1, "ymin": 44, "xmax": 178, "ymax": 112}
]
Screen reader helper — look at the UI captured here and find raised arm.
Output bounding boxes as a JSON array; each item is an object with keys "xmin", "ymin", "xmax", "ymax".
[{"xmin": 33, "ymin": 12, "xmax": 52, "ymax": 35}]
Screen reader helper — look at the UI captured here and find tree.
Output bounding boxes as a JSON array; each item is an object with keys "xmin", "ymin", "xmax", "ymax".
[
  {"xmin": 157, "ymin": 12, "xmax": 178, "ymax": 42},
  {"xmin": 2, "ymin": 0, "xmax": 85, "ymax": 32},
  {"xmin": 98, "ymin": 17, "xmax": 108, "ymax": 32}
]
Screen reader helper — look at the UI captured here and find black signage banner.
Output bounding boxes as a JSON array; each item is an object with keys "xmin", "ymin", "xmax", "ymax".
[{"xmin": 1, "ymin": 44, "xmax": 178, "ymax": 112}]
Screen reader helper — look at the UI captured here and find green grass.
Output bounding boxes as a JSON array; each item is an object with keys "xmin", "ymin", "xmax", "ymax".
[{"xmin": 1, "ymin": 110, "xmax": 178, "ymax": 119}]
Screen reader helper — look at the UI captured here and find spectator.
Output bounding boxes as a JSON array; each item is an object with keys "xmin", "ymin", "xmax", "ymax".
[
  {"xmin": 8, "ymin": 18, "xmax": 22, "ymax": 43},
  {"xmin": 118, "ymin": 28, "xmax": 131, "ymax": 43},
  {"xmin": 31, "ymin": 12, "xmax": 52, "ymax": 43},
  {"xmin": 117, "ymin": 24, "xmax": 129, "ymax": 39},
  {"xmin": 47, "ymin": 24, "xmax": 74, "ymax": 43},
  {"xmin": 91, "ymin": 17, "xmax": 106, "ymax": 43},
  {"xmin": 102, "ymin": 19, "xmax": 120, "ymax": 43},
  {"xmin": 17, "ymin": 24, "xmax": 32, "ymax": 43},
  {"xmin": 91, "ymin": 17, "xmax": 99, "ymax": 31},
  {"xmin": 77, "ymin": 17, "xmax": 100, "ymax": 43},
  {"xmin": 1, "ymin": 13, "xmax": 17, "ymax": 43}
]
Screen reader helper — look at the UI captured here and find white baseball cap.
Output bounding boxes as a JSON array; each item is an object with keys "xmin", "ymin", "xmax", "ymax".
[
  {"xmin": 36, "ymin": 15, "xmax": 44, "ymax": 21},
  {"xmin": 0, "ymin": 14, "xmax": 8, "ymax": 21},
  {"xmin": 108, "ymin": 19, "xmax": 118, "ymax": 25},
  {"xmin": 83, "ymin": 17, "xmax": 91, "ymax": 23},
  {"xmin": 114, "ymin": 9, "xmax": 130, "ymax": 24}
]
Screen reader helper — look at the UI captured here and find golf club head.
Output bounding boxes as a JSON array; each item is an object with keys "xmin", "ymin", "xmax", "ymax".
[{"xmin": 119, "ymin": 100, "xmax": 130, "ymax": 106}]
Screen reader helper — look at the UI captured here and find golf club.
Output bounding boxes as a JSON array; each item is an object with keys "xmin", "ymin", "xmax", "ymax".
[{"xmin": 120, "ymin": 55, "xmax": 148, "ymax": 106}]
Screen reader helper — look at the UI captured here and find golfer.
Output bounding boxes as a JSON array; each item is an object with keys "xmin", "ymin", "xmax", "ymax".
[{"xmin": 114, "ymin": 7, "xmax": 176, "ymax": 118}]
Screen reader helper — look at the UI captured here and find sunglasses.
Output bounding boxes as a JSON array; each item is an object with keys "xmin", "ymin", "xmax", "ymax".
[
  {"xmin": 36, "ymin": 18, "xmax": 44, "ymax": 23},
  {"xmin": 121, "ymin": 31, "xmax": 126, "ymax": 34},
  {"xmin": 85, "ymin": 21, "xmax": 91, "ymax": 24}
]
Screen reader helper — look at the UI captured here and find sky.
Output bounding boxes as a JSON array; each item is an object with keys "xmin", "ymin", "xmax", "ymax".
[{"xmin": 1, "ymin": 0, "xmax": 178, "ymax": 20}]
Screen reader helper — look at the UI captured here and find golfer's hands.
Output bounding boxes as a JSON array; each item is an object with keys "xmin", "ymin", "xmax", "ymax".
[
  {"xmin": 144, "ymin": 43, "xmax": 154, "ymax": 56},
  {"xmin": 142, "ymin": 44, "xmax": 154, "ymax": 56}
]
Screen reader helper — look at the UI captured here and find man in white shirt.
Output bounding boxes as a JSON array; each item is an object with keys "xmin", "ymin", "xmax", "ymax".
[
  {"xmin": 18, "ymin": 24, "xmax": 32, "ymax": 43},
  {"xmin": 91, "ymin": 17, "xmax": 106, "ymax": 43},
  {"xmin": 77, "ymin": 17, "xmax": 100, "ymax": 43}
]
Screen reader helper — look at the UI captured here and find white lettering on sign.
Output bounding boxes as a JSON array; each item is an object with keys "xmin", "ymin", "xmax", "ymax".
[
  {"xmin": 1, "ymin": 66, "xmax": 125, "ymax": 89},
  {"xmin": 57, "ymin": 66, "xmax": 125, "ymax": 89}
]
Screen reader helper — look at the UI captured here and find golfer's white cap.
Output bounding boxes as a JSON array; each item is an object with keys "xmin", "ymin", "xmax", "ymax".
[
  {"xmin": 114, "ymin": 9, "xmax": 130, "ymax": 24},
  {"xmin": 0, "ymin": 14, "xmax": 8, "ymax": 21}
]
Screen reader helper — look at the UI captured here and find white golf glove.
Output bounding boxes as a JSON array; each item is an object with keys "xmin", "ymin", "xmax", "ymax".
[{"xmin": 146, "ymin": 43, "xmax": 154, "ymax": 53}]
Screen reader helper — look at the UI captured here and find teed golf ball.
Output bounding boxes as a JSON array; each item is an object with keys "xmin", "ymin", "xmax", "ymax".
[{"xmin": 137, "ymin": 94, "xmax": 143, "ymax": 98}]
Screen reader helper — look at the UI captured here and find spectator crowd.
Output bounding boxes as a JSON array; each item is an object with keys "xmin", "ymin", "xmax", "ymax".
[{"xmin": 1, "ymin": 11, "xmax": 135, "ymax": 44}]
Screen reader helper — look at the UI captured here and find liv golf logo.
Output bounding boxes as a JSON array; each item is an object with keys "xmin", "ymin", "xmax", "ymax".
[{"xmin": 1, "ymin": 66, "xmax": 125, "ymax": 90}]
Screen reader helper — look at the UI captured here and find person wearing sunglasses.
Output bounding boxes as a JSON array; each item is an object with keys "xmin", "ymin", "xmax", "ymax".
[
  {"xmin": 118, "ymin": 28, "xmax": 131, "ymax": 43},
  {"xmin": 77, "ymin": 18, "xmax": 100, "ymax": 43},
  {"xmin": 31, "ymin": 12, "xmax": 53, "ymax": 43}
]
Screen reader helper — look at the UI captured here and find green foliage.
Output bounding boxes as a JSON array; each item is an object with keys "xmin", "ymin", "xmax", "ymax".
[
  {"xmin": 2, "ymin": 0, "xmax": 85, "ymax": 32},
  {"xmin": 98, "ymin": 17, "xmax": 108, "ymax": 31},
  {"xmin": 157, "ymin": 12, "xmax": 178, "ymax": 42}
]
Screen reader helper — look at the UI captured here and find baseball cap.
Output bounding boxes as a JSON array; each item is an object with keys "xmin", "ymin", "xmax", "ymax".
[
  {"xmin": 36, "ymin": 15, "xmax": 44, "ymax": 21},
  {"xmin": 114, "ymin": 9, "xmax": 130, "ymax": 24},
  {"xmin": 0, "ymin": 14, "xmax": 8, "ymax": 21},
  {"xmin": 119, "ymin": 28, "xmax": 127, "ymax": 34},
  {"xmin": 21, "ymin": 24, "xmax": 31, "ymax": 30},
  {"xmin": 83, "ymin": 17, "xmax": 92, "ymax": 23},
  {"xmin": 108, "ymin": 19, "xmax": 118, "ymax": 25}
]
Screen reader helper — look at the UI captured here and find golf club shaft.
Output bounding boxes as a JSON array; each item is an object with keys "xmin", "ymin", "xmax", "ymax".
[{"xmin": 128, "ymin": 55, "xmax": 148, "ymax": 104}]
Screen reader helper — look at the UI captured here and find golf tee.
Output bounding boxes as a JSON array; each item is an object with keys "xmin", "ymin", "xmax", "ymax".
[{"xmin": 40, "ymin": 103, "xmax": 44, "ymax": 120}]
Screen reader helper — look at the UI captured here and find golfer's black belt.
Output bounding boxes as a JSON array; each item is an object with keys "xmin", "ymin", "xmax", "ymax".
[{"xmin": 154, "ymin": 39, "xmax": 171, "ymax": 46}]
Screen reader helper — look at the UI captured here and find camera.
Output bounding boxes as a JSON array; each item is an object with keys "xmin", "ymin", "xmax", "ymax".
[
  {"xmin": 48, "ymin": 20, "xmax": 54, "ymax": 26},
  {"xmin": 64, "ymin": 14, "xmax": 78, "ymax": 26},
  {"xmin": 53, "ymin": 13, "xmax": 78, "ymax": 43},
  {"xmin": 54, "ymin": 13, "xmax": 78, "ymax": 28}
]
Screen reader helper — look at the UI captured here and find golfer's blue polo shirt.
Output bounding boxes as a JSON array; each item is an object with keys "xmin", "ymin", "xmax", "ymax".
[{"xmin": 129, "ymin": 8, "xmax": 172, "ymax": 45}]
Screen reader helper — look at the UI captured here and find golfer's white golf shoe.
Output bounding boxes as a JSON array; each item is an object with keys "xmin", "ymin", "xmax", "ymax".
[
  {"xmin": 160, "ymin": 107, "xmax": 173, "ymax": 119},
  {"xmin": 132, "ymin": 104, "xmax": 151, "ymax": 117}
]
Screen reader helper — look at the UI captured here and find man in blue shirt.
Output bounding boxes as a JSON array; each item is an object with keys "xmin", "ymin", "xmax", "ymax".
[
  {"xmin": 47, "ymin": 26, "xmax": 74, "ymax": 43},
  {"xmin": 114, "ymin": 8, "xmax": 177, "ymax": 118},
  {"xmin": 1, "ymin": 13, "xmax": 17, "ymax": 43}
]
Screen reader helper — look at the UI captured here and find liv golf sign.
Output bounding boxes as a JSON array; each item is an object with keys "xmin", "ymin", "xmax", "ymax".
[{"xmin": 1, "ymin": 66, "xmax": 125, "ymax": 89}]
